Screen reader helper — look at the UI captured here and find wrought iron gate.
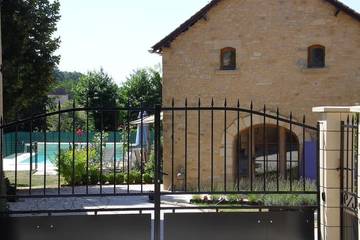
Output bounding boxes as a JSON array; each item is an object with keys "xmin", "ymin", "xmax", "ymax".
[
  {"xmin": 341, "ymin": 117, "xmax": 359, "ymax": 240},
  {"xmin": 0, "ymin": 100, "xmax": 320, "ymax": 240}
]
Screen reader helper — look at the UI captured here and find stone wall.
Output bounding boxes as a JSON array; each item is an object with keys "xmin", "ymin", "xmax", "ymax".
[{"xmin": 161, "ymin": 0, "xmax": 360, "ymax": 189}]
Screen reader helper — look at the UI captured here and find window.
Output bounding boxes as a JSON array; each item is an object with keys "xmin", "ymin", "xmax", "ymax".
[
  {"xmin": 308, "ymin": 45, "xmax": 325, "ymax": 68},
  {"xmin": 220, "ymin": 47, "xmax": 236, "ymax": 70}
]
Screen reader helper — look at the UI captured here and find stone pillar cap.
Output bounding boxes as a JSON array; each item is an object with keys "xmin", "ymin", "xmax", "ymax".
[{"xmin": 313, "ymin": 106, "xmax": 360, "ymax": 113}]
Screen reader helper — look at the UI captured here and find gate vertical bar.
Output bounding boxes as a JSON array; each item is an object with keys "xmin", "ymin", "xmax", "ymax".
[
  {"xmin": 15, "ymin": 116, "xmax": 18, "ymax": 191},
  {"xmin": 58, "ymin": 102, "xmax": 61, "ymax": 195},
  {"xmin": 237, "ymin": 100, "xmax": 240, "ymax": 191},
  {"xmin": 0, "ymin": 118, "xmax": 3, "ymax": 198},
  {"xmin": 303, "ymin": 116, "xmax": 306, "ymax": 191},
  {"xmin": 224, "ymin": 99, "xmax": 227, "ymax": 192},
  {"xmin": 198, "ymin": 99, "xmax": 201, "ymax": 192},
  {"xmin": 29, "ymin": 114, "xmax": 33, "ymax": 195},
  {"xmin": 72, "ymin": 101, "xmax": 75, "ymax": 195},
  {"xmin": 154, "ymin": 104, "xmax": 161, "ymax": 240},
  {"xmin": 317, "ymin": 122, "xmax": 322, "ymax": 240},
  {"xmin": 211, "ymin": 99, "xmax": 214, "ymax": 192},
  {"xmin": 86, "ymin": 98, "xmax": 89, "ymax": 195},
  {"xmin": 340, "ymin": 121, "xmax": 345, "ymax": 240}
]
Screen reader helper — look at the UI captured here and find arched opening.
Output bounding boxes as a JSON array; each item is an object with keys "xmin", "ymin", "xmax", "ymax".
[
  {"xmin": 308, "ymin": 44, "xmax": 325, "ymax": 68},
  {"xmin": 220, "ymin": 47, "xmax": 236, "ymax": 70},
  {"xmin": 233, "ymin": 124, "xmax": 300, "ymax": 181}
]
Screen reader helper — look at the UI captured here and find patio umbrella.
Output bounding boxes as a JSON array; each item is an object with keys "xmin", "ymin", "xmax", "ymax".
[{"xmin": 134, "ymin": 111, "xmax": 150, "ymax": 147}]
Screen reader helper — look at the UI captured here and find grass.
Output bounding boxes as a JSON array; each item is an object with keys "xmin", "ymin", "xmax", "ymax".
[{"xmin": 4, "ymin": 171, "xmax": 65, "ymax": 189}]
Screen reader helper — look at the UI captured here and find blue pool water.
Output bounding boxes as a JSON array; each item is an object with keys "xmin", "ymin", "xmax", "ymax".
[{"xmin": 20, "ymin": 143, "xmax": 124, "ymax": 165}]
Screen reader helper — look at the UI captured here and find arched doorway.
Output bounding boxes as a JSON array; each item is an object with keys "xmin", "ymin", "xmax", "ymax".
[{"xmin": 234, "ymin": 124, "xmax": 300, "ymax": 180}]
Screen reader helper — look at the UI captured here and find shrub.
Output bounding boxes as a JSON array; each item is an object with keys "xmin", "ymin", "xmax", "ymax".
[
  {"xmin": 107, "ymin": 173, "xmax": 116, "ymax": 184},
  {"xmin": 227, "ymin": 194, "xmax": 240, "ymax": 203},
  {"xmin": 210, "ymin": 194, "xmax": 222, "ymax": 202},
  {"xmin": 57, "ymin": 149, "xmax": 86, "ymax": 185},
  {"xmin": 191, "ymin": 195, "xmax": 202, "ymax": 204},
  {"xmin": 88, "ymin": 168, "xmax": 100, "ymax": 185},
  {"xmin": 132, "ymin": 171, "xmax": 142, "ymax": 183},
  {"xmin": 116, "ymin": 173, "xmax": 125, "ymax": 184},
  {"xmin": 0, "ymin": 176, "xmax": 8, "ymax": 213},
  {"xmin": 100, "ymin": 173, "xmax": 108, "ymax": 185},
  {"xmin": 143, "ymin": 173, "xmax": 153, "ymax": 184},
  {"xmin": 56, "ymin": 145, "xmax": 101, "ymax": 186},
  {"xmin": 125, "ymin": 170, "xmax": 142, "ymax": 184},
  {"xmin": 144, "ymin": 151, "xmax": 155, "ymax": 178}
]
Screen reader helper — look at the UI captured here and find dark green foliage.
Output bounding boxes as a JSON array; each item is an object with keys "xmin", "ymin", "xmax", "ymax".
[
  {"xmin": 51, "ymin": 69, "xmax": 84, "ymax": 98},
  {"xmin": 2, "ymin": 0, "xmax": 61, "ymax": 123},
  {"xmin": 100, "ymin": 174, "xmax": 108, "ymax": 185},
  {"xmin": 119, "ymin": 68, "xmax": 162, "ymax": 109},
  {"xmin": 73, "ymin": 69, "xmax": 120, "ymax": 131},
  {"xmin": 56, "ymin": 148, "xmax": 97, "ymax": 185},
  {"xmin": 115, "ymin": 173, "xmax": 125, "ymax": 184},
  {"xmin": 144, "ymin": 151, "xmax": 155, "ymax": 179},
  {"xmin": 125, "ymin": 170, "xmax": 142, "ymax": 184},
  {"xmin": 89, "ymin": 168, "xmax": 99, "ymax": 185},
  {"xmin": 53, "ymin": 69, "xmax": 84, "ymax": 84},
  {"xmin": 47, "ymin": 100, "xmax": 93, "ymax": 131},
  {"xmin": 143, "ymin": 173, "xmax": 153, "ymax": 184},
  {"xmin": 5, "ymin": 178, "xmax": 16, "ymax": 202}
]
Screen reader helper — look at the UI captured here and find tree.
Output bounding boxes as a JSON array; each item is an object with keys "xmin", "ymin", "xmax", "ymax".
[
  {"xmin": 119, "ymin": 68, "xmax": 162, "ymax": 109},
  {"xmin": 2, "ymin": 0, "xmax": 61, "ymax": 124},
  {"xmin": 51, "ymin": 69, "xmax": 84, "ymax": 99},
  {"xmin": 73, "ymin": 69, "xmax": 120, "ymax": 131},
  {"xmin": 47, "ymin": 100, "xmax": 94, "ymax": 132}
]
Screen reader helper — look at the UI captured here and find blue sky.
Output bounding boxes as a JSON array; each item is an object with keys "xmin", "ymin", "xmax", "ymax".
[{"xmin": 56, "ymin": 0, "xmax": 360, "ymax": 84}]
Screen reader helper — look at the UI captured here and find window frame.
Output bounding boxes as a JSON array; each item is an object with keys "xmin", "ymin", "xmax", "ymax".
[
  {"xmin": 220, "ymin": 47, "xmax": 236, "ymax": 70},
  {"xmin": 307, "ymin": 45, "xmax": 325, "ymax": 68}
]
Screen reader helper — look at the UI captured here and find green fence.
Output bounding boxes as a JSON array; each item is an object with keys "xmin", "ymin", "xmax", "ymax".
[{"xmin": 3, "ymin": 130, "xmax": 154, "ymax": 157}]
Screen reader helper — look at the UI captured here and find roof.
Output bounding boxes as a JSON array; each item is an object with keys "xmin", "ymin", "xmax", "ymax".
[{"xmin": 150, "ymin": 0, "xmax": 360, "ymax": 53}]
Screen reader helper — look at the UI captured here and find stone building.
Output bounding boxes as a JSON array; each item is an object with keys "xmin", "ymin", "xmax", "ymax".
[{"xmin": 151, "ymin": 0, "xmax": 360, "ymax": 190}]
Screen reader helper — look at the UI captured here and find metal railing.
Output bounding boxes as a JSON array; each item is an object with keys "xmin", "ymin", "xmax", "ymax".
[
  {"xmin": 341, "ymin": 115, "xmax": 359, "ymax": 240},
  {"xmin": 0, "ymin": 100, "xmax": 320, "ymax": 197},
  {"xmin": 0, "ymin": 100, "xmax": 322, "ymax": 240}
]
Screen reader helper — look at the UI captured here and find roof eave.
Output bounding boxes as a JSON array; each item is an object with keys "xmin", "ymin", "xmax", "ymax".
[
  {"xmin": 150, "ymin": 0, "xmax": 222, "ymax": 53},
  {"xmin": 150, "ymin": 0, "xmax": 360, "ymax": 53}
]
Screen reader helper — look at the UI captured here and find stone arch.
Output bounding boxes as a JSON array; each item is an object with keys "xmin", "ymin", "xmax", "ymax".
[{"xmin": 219, "ymin": 111, "xmax": 314, "ymax": 184}]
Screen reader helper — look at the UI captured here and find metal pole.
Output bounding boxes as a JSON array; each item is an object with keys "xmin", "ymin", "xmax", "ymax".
[
  {"xmin": 0, "ymin": 0, "xmax": 4, "ymax": 202},
  {"xmin": 0, "ymin": 0, "xmax": 3, "ymax": 117},
  {"xmin": 154, "ymin": 104, "xmax": 161, "ymax": 240},
  {"xmin": 340, "ymin": 121, "xmax": 345, "ymax": 240},
  {"xmin": 317, "ymin": 122, "xmax": 322, "ymax": 240}
]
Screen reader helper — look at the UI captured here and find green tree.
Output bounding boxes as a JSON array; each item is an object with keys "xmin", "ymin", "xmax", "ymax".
[
  {"xmin": 119, "ymin": 68, "xmax": 162, "ymax": 109},
  {"xmin": 47, "ymin": 100, "xmax": 94, "ymax": 132},
  {"xmin": 2, "ymin": 0, "xmax": 61, "ymax": 124},
  {"xmin": 73, "ymin": 69, "xmax": 120, "ymax": 131},
  {"xmin": 51, "ymin": 69, "xmax": 84, "ymax": 99}
]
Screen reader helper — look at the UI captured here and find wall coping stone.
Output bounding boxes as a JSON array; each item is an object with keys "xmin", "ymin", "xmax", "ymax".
[{"xmin": 313, "ymin": 106, "xmax": 360, "ymax": 113}]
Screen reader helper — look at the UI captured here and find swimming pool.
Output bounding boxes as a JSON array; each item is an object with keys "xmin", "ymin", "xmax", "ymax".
[{"xmin": 20, "ymin": 142, "xmax": 125, "ymax": 165}]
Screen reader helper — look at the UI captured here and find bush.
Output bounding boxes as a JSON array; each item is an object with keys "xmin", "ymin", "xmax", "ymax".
[
  {"xmin": 100, "ymin": 173, "xmax": 108, "ymax": 185},
  {"xmin": 125, "ymin": 170, "xmax": 142, "ymax": 184},
  {"xmin": 144, "ymin": 151, "xmax": 155, "ymax": 178},
  {"xmin": 143, "ymin": 173, "xmax": 153, "ymax": 184},
  {"xmin": 56, "ymin": 146, "xmax": 100, "ymax": 185},
  {"xmin": 0, "ymin": 176, "xmax": 7, "ymax": 214},
  {"xmin": 210, "ymin": 194, "xmax": 222, "ymax": 202},
  {"xmin": 107, "ymin": 173, "xmax": 116, "ymax": 185},
  {"xmin": 116, "ymin": 173, "xmax": 125, "ymax": 184},
  {"xmin": 89, "ymin": 168, "xmax": 99, "ymax": 185}
]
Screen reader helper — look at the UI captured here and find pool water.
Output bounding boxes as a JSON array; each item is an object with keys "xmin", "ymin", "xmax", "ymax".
[{"xmin": 20, "ymin": 143, "xmax": 124, "ymax": 165}]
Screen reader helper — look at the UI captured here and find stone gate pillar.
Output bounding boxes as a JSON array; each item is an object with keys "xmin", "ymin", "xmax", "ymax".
[{"xmin": 313, "ymin": 106, "xmax": 360, "ymax": 240}]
